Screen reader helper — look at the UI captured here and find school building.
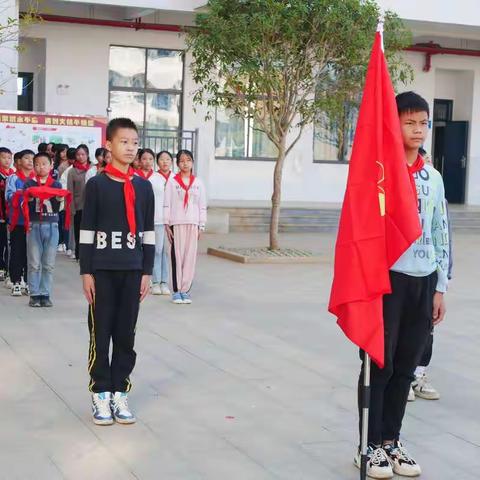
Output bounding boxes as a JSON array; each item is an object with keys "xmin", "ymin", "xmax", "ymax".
[{"xmin": 2, "ymin": 0, "xmax": 480, "ymax": 208}]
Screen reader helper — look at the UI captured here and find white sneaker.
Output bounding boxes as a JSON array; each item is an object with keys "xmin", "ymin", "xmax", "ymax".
[
  {"xmin": 111, "ymin": 392, "xmax": 136, "ymax": 424},
  {"xmin": 92, "ymin": 392, "xmax": 114, "ymax": 425},
  {"xmin": 66, "ymin": 249, "xmax": 72, "ymax": 256},
  {"xmin": 412, "ymin": 373, "xmax": 440, "ymax": 400},
  {"xmin": 0, "ymin": 270, "xmax": 5, "ymax": 282},
  {"xmin": 4, "ymin": 276, "xmax": 12, "ymax": 289},
  {"xmin": 151, "ymin": 283, "xmax": 162, "ymax": 295},
  {"xmin": 407, "ymin": 385, "xmax": 415, "ymax": 402},
  {"xmin": 383, "ymin": 441, "xmax": 421, "ymax": 477},
  {"xmin": 11, "ymin": 283, "xmax": 22, "ymax": 296},
  {"xmin": 160, "ymin": 283, "xmax": 171, "ymax": 295},
  {"xmin": 57, "ymin": 244, "xmax": 64, "ymax": 253},
  {"xmin": 70, "ymin": 252, "xmax": 76, "ymax": 260},
  {"xmin": 354, "ymin": 445, "xmax": 393, "ymax": 479}
]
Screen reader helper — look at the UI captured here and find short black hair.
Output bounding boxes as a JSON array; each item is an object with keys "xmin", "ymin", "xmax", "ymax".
[
  {"xmin": 157, "ymin": 150, "xmax": 173, "ymax": 163},
  {"xmin": 20, "ymin": 149, "xmax": 35, "ymax": 157},
  {"xmin": 95, "ymin": 147, "xmax": 106, "ymax": 158},
  {"xmin": 176, "ymin": 149, "xmax": 194, "ymax": 166},
  {"xmin": 67, "ymin": 147, "xmax": 77, "ymax": 161},
  {"xmin": 0, "ymin": 147, "xmax": 12, "ymax": 155},
  {"xmin": 13, "ymin": 151, "xmax": 22, "ymax": 163},
  {"xmin": 38, "ymin": 142, "xmax": 48, "ymax": 153},
  {"xmin": 396, "ymin": 91, "xmax": 430, "ymax": 117},
  {"xmin": 34, "ymin": 152, "xmax": 52, "ymax": 164},
  {"xmin": 140, "ymin": 148, "xmax": 155, "ymax": 159},
  {"xmin": 106, "ymin": 118, "xmax": 138, "ymax": 141}
]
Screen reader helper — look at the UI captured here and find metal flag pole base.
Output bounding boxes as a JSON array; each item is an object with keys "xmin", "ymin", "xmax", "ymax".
[{"xmin": 360, "ymin": 353, "xmax": 371, "ymax": 480}]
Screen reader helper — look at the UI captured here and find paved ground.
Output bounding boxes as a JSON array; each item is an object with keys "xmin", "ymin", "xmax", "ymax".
[{"xmin": 0, "ymin": 232, "xmax": 478, "ymax": 480}]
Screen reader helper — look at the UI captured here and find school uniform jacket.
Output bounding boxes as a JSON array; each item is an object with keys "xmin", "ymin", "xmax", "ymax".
[{"xmin": 79, "ymin": 173, "xmax": 155, "ymax": 275}]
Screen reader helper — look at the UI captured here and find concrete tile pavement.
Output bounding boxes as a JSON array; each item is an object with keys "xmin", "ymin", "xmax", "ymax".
[{"xmin": 0, "ymin": 232, "xmax": 478, "ymax": 480}]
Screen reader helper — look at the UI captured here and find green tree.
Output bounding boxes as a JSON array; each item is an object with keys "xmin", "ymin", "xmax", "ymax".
[{"xmin": 187, "ymin": 0, "xmax": 412, "ymax": 250}]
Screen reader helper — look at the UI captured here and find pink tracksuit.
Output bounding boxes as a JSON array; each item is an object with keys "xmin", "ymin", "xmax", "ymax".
[{"xmin": 163, "ymin": 176, "xmax": 207, "ymax": 293}]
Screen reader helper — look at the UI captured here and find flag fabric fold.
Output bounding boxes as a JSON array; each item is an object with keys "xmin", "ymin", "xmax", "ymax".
[{"xmin": 328, "ymin": 32, "xmax": 421, "ymax": 368}]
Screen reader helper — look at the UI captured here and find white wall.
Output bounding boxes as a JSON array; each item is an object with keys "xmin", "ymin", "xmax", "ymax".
[
  {"xmin": 377, "ymin": 0, "xmax": 480, "ymax": 27},
  {"xmin": 405, "ymin": 51, "xmax": 480, "ymax": 205},
  {"xmin": 18, "ymin": 37, "xmax": 46, "ymax": 111},
  {"xmin": 20, "ymin": 20, "xmax": 480, "ymax": 206},
  {"xmin": 434, "ymin": 69, "xmax": 474, "ymax": 121},
  {"xmin": 0, "ymin": 0, "xmax": 19, "ymax": 110}
]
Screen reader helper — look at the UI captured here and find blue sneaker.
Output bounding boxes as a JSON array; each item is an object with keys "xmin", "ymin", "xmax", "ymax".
[
  {"xmin": 172, "ymin": 292, "xmax": 183, "ymax": 304},
  {"xmin": 111, "ymin": 392, "xmax": 136, "ymax": 424},
  {"xmin": 181, "ymin": 292, "xmax": 192, "ymax": 304},
  {"xmin": 92, "ymin": 392, "xmax": 114, "ymax": 425}
]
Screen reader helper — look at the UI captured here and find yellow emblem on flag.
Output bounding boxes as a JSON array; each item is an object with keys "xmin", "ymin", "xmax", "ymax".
[{"xmin": 377, "ymin": 161, "xmax": 385, "ymax": 217}]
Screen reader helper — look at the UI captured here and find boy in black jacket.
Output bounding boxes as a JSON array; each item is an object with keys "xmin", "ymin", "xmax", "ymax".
[{"xmin": 80, "ymin": 118, "xmax": 155, "ymax": 425}]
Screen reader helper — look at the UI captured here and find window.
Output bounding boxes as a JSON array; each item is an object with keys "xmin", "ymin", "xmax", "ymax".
[
  {"xmin": 215, "ymin": 108, "xmax": 277, "ymax": 160},
  {"xmin": 109, "ymin": 46, "xmax": 184, "ymax": 132},
  {"xmin": 313, "ymin": 105, "xmax": 358, "ymax": 163}
]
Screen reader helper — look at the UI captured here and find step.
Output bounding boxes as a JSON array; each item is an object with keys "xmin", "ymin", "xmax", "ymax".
[{"xmin": 219, "ymin": 206, "xmax": 480, "ymax": 233}]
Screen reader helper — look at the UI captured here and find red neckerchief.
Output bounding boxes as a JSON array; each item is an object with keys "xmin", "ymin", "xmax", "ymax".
[
  {"xmin": 104, "ymin": 163, "xmax": 136, "ymax": 236},
  {"xmin": 73, "ymin": 161, "xmax": 90, "ymax": 172},
  {"xmin": 174, "ymin": 173, "xmax": 196, "ymax": 209},
  {"xmin": 15, "ymin": 170, "xmax": 35, "ymax": 182},
  {"xmin": 159, "ymin": 170, "xmax": 171, "ymax": 182},
  {"xmin": 407, "ymin": 154, "xmax": 425, "ymax": 202},
  {"xmin": 22, "ymin": 179, "xmax": 72, "ymax": 232},
  {"xmin": 0, "ymin": 167, "xmax": 14, "ymax": 177},
  {"xmin": 137, "ymin": 169, "xmax": 153, "ymax": 180}
]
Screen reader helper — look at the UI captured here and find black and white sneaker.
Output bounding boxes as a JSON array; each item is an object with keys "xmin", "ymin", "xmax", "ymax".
[
  {"xmin": 383, "ymin": 440, "xmax": 421, "ymax": 477},
  {"xmin": 354, "ymin": 444, "xmax": 393, "ymax": 479}
]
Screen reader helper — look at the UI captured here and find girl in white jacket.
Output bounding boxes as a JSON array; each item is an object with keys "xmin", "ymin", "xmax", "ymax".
[{"xmin": 138, "ymin": 149, "xmax": 172, "ymax": 295}]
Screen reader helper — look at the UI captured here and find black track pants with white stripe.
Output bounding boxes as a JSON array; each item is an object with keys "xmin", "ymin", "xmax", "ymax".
[{"xmin": 87, "ymin": 270, "xmax": 142, "ymax": 393}]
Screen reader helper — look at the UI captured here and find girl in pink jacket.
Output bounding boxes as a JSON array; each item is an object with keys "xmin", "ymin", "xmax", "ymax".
[{"xmin": 164, "ymin": 149, "xmax": 207, "ymax": 304}]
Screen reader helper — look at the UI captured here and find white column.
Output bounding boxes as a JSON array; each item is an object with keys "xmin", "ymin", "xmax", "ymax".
[{"xmin": 0, "ymin": 0, "xmax": 19, "ymax": 110}]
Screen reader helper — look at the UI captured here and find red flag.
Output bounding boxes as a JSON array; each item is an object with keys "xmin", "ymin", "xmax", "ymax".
[{"xmin": 328, "ymin": 32, "xmax": 421, "ymax": 368}]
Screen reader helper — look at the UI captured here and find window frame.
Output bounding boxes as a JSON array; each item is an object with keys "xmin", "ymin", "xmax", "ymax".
[
  {"xmin": 312, "ymin": 103, "xmax": 358, "ymax": 164},
  {"xmin": 214, "ymin": 106, "xmax": 278, "ymax": 161},
  {"xmin": 108, "ymin": 45, "xmax": 185, "ymax": 132}
]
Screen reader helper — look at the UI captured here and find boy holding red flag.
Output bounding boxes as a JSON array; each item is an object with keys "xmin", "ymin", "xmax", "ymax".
[
  {"xmin": 328, "ymin": 27, "xmax": 449, "ymax": 478},
  {"xmin": 23, "ymin": 152, "xmax": 71, "ymax": 307},
  {"xmin": 79, "ymin": 118, "xmax": 155, "ymax": 426},
  {"xmin": 354, "ymin": 92, "xmax": 449, "ymax": 478}
]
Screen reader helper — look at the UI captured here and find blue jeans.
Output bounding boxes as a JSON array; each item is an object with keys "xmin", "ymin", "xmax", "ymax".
[
  {"xmin": 27, "ymin": 222, "xmax": 59, "ymax": 297},
  {"xmin": 152, "ymin": 224, "xmax": 169, "ymax": 284}
]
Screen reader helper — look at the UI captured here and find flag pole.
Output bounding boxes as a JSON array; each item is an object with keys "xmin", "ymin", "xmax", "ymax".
[
  {"xmin": 360, "ymin": 353, "xmax": 371, "ymax": 480},
  {"xmin": 359, "ymin": 16, "xmax": 384, "ymax": 480}
]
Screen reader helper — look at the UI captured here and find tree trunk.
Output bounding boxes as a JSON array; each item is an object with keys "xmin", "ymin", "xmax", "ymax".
[{"xmin": 269, "ymin": 138, "xmax": 287, "ymax": 250}]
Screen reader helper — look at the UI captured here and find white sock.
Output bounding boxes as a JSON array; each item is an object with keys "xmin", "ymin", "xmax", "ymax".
[{"xmin": 414, "ymin": 366, "xmax": 426, "ymax": 378}]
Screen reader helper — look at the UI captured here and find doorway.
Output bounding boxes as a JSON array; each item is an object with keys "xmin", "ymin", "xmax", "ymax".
[
  {"xmin": 17, "ymin": 72, "xmax": 34, "ymax": 111},
  {"xmin": 432, "ymin": 99, "xmax": 468, "ymax": 204}
]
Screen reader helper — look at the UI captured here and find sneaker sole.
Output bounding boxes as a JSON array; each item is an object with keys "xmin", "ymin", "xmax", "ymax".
[
  {"xmin": 172, "ymin": 299, "xmax": 183, "ymax": 304},
  {"xmin": 114, "ymin": 416, "xmax": 136, "ymax": 424},
  {"xmin": 392, "ymin": 464, "xmax": 422, "ymax": 477},
  {"xmin": 93, "ymin": 417, "xmax": 114, "ymax": 426},
  {"xmin": 414, "ymin": 391, "xmax": 440, "ymax": 400},
  {"xmin": 11, "ymin": 292, "xmax": 22, "ymax": 297},
  {"xmin": 353, "ymin": 456, "xmax": 394, "ymax": 479},
  {"xmin": 182, "ymin": 300, "xmax": 192, "ymax": 304}
]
